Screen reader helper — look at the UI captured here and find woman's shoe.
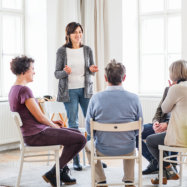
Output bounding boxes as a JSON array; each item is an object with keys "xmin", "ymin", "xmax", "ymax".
[
  {"xmin": 73, "ymin": 154, "xmax": 82, "ymax": 171},
  {"xmin": 61, "ymin": 166, "xmax": 76, "ymax": 185},
  {"xmin": 151, "ymin": 170, "xmax": 167, "ymax": 185},
  {"xmin": 165, "ymin": 165, "xmax": 179, "ymax": 180},
  {"xmin": 151, "ymin": 177, "xmax": 167, "ymax": 185},
  {"xmin": 42, "ymin": 170, "xmax": 58, "ymax": 187}
]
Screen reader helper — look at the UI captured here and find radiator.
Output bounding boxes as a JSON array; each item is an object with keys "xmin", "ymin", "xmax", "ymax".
[{"xmin": 0, "ymin": 102, "xmax": 19, "ymax": 145}]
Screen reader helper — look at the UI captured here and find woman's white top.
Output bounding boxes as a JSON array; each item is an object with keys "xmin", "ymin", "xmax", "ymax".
[{"xmin": 66, "ymin": 47, "xmax": 85, "ymax": 89}]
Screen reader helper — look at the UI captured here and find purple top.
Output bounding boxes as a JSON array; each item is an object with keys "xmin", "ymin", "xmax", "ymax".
[{"xmin": 9, "ymin": 85, "xmax": 48, "ymax": 137}]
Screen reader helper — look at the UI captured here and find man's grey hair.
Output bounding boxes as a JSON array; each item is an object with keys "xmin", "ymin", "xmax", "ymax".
[{"xmin": 105, "ymin": 59, "xmax": 126, "ymax": 85}]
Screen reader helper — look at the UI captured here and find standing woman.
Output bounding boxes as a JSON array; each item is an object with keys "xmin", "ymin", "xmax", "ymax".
[{"xmin": 55, "ymin": 22, "xmax": 98, "ymax": 171}]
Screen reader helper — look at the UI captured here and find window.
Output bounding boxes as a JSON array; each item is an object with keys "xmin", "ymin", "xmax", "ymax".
[
  {"xmin": 0, "ymin": 0, "xmax": 24, "ymax": 97},
  {"xmin": 139, "ymin": 0, "xmax": 181, "ymax": 94}
]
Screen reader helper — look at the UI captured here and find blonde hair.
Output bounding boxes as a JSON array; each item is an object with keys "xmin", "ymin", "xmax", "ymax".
[{"xmin": 169, "ymin": 60, "xmax": 187, "ymax": 82}]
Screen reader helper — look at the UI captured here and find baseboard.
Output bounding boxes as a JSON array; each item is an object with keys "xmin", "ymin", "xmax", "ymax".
[{"xmin": 0, "ymin": 142, "xmax": 19, "ymax": 152}]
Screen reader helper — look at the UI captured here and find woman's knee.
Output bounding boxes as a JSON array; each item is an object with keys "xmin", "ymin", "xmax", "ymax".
[{"xmin": 146, "ymin": 134, "xmax": 155, "ymax": 147}]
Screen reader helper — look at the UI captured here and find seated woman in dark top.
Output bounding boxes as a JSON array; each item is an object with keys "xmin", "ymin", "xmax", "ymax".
[{"xmin": 9, "ymin": 56, "xmax": 86, "ymax": 187}]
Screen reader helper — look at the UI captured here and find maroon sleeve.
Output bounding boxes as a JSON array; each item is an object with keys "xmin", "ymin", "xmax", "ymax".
[{"xmin": 19, "ymin": 86, "xmax": 34, "ymax": 104}]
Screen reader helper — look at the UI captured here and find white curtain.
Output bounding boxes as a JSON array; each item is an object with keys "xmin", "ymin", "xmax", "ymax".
[{"xmin": 81, "ymin": 0, "xmax": 110, "ymax": 92}]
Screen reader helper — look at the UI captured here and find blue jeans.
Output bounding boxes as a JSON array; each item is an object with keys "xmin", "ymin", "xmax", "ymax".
[
  {"xmin": 64, "ymin": 88, "xmax": 90, "ymax": 129},
  {"xmin": 136, "ymin": 123, "xmax": 155, "ymax": 162},
  {"xmin": 136, "ymin": 123, "xmax": 177, "ymax": 163}
]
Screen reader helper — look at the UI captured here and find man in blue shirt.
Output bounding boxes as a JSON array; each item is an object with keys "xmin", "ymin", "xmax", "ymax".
[{"xmin": 85, "ymin": 60, "xmax": 143, "ymax": 187}]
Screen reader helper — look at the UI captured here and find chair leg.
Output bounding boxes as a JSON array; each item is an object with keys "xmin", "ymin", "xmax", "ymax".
[
  {"xmin": 55, "ymin": 150, "xmax": 60, "ymax": 187},
  {"xmin": 159, "ymin": 149, "xmax": 163, "ymax": 187},
  {"xmin": 91, "ymin": 155, "xmax": 95, "ymax": 187},
  {"xmin": 179, "ymin": 152, "xmax": 183, "ymax": 186},
  {"xmin": 16, "ymin": 151, "xmax": 24, "ymax": 187},
  {"xmin": 47, "ymin": 150, "xmax": 50, "ymax": 166},
  {"xmin": 82, "ymin": 148, "xmax": 86, "ymax": 166},
  {"xmin": 138, "ymin": 156, "xmax": 142, "ymax": 187}
]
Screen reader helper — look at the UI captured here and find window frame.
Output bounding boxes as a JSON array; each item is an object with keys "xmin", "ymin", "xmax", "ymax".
[
  {"xmin": 138, "ymin": 0, "xmax": 182, "ymax": 95},
  {"xmin": 0, "ymin": 0, "xmax": 25, "ymax": 97}
]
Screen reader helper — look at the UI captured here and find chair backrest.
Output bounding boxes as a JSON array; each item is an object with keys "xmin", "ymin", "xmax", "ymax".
[
  {"xmin": 41, "ymin": 101, "xmax": 66, "ymax": 119},
  {"xmin": 90, "ymin": 118, "xmax": 142, "ymax": 155},
  {"xmin": 11, "ymin": 112, "xmax": 25, "ymax": 149},
  {"xmin": 90, "ymin": 119, "xmax": 142, "ymax": 132}
]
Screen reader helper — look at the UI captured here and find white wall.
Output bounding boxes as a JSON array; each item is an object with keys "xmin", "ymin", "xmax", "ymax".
[{"xmin": 182, "ymin": 0, "xmax": 187, "ymax": 60}]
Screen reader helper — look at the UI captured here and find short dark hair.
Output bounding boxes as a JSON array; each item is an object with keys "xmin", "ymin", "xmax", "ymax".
[
  {"xmin": 63, "ymin": 22, "xmax": 84, "ymax": 48},
  {"xmin": 105, "ymin": 59, "xmax": 126, "ymax": 85},
  {"xmin": 10, "ymin": 56, "xmax": 34, "ymax": 75}
]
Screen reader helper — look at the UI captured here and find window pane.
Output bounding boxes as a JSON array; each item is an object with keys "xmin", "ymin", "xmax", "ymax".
[
  {"xmin": 167, "ymin": 16, "xmax": 181, "ymax": 53},
  {"xmin": 2, "ymin": 0, "xmax": 22, "ymax": 10},
  {"xmin": 140, "ymin": 0, "xmax": 164, "ymax": 13},
  {"xmin": 2, "ymin": 55, "xmax": 15, "ymax": 96},
  {"xmin": 141, "ymin": 18, "xmax": 164, "ymax": 53},
  {"xmin": 167, "ymin": 0, "xmax": 181, "ymax": 10},
  {"xmin": 140, "ymin": 55, "xmax": 165, "ymax": 93},
  {"xmin": 2, "ymin": 15, "xmax": 22, "ymax": 54}
]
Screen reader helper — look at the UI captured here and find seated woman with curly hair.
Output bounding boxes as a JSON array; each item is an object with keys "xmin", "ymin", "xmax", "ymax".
[{"xmin": 9, "ymin": 56, "xmax": 86, "ymax": 187}]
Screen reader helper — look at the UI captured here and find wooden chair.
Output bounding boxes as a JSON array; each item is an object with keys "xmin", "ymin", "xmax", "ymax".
[
  {"xmin": 11, "ymin": 112, "xmax": 61, "ymax": 187},
  {"xmin": 159, "ymin": 145, "xmax": 187, "ymax": 187},
  {"xmin": 40, "ymin": 101, "xmax": 68, "ymax": 127},
  {"xmin": 90, "ymin": 118, "xmax": 142, "ymax": 187}
]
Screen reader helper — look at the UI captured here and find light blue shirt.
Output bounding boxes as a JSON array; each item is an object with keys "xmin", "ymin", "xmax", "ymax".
[{"xmin": 86, "ymin": 86, "xmax": 143, "ymax": 156}]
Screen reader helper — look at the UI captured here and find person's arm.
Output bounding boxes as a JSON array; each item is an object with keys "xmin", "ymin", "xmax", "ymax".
[
  {"xmin": 88, "ymin": 47, "xmax": 98, "ymax": 74},
  {"xmin": 135, "ymin": 96, "xmax": 144, "ymax": 135},
  {"xmin": 25, "ymin": 98, "xmax": 60, "ymax": 128},
  {"xmin": 54, "ymin": 49, "xmax": 69, "ymax": 79},
  {"xmin": 152, "ymin": 87, "xmax": 169, "ymax": 123},
  {"xmin": 161, "ymin": 85, "xmax": 179, "ymax": 113},
  {"xmin": 85, "ymin": 97, "xmax": 95, "ymax": 136}
]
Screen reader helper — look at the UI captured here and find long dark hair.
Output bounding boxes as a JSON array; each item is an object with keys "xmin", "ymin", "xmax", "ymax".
[{"xmin": 63, "ymin": 22, "xmax": 84, "ymax": 48}]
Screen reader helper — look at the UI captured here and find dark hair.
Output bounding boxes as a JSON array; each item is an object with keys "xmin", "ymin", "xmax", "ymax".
[
  {"xmin": 63, "ymin": 22, "xmax": 84, "ymax": 48},
  {"xmin": 10, "ymin": 56, "xmax": 34, "ymax": 75},
  {"xmin": 105, "ymin": 59, "xmax": 126, "ymax": 85}
]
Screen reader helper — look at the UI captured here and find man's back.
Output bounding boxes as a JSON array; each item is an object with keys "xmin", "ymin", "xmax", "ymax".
[{"xmin": 86, "ymin": 86, "xmax": 143, "ymax": 156}]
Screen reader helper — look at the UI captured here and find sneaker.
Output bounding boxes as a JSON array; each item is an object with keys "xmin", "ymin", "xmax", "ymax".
[
  {"xmin": 165, "ymin": 165, "xmax": 179, "ymax": 180},
  {"xmin": 42, "ymin": 170, "xmax": 58, "ymax": 187},
  {"xmin": 172, "ymin": 164, "xmax": 178, "ymax": 173},
  {"xmin": 124, "ymin": 181, "xmax": 135, "ymax": 187},
  {"xmin": 97, "ymin": 181, "xmax": 108, "ymax": 187},
  {"xmin": 142, "ymin": 159, "xmax": 159, "ymax": 175},
  {"xmin": 61, "ymin": 166, "xmax": 76, "ymax": 185}
]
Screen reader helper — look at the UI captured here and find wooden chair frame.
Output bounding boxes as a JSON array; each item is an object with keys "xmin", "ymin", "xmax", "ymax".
[
  {"xmin": 159, "ymin": 145, "xmax": 187, "ymax": 187},
  {"xmin": 90, "ymin": 118, "xmax": 142, "ymax": 187},
  {"xmin": 11, "ymin": 112, "xmax": 61, "ymax": 187}
]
